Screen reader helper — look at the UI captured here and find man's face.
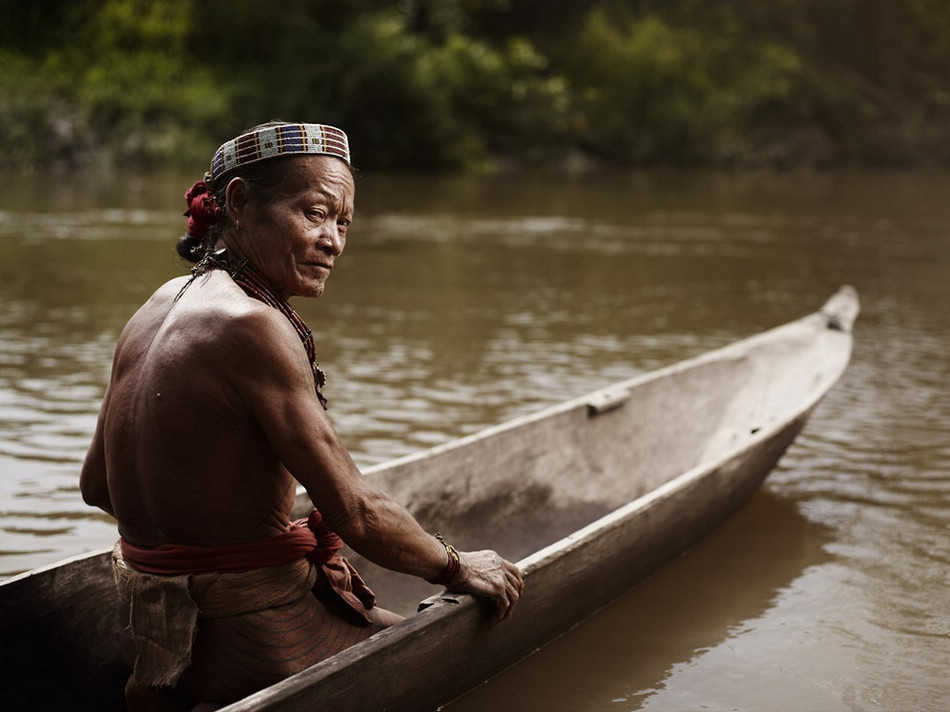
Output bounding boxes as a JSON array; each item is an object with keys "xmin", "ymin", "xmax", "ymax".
[{"xmin": 242, "ymin": 155, "xmax": 355, "ymax": 299}]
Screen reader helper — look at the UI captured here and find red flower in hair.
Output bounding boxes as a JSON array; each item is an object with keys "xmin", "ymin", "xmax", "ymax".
[{"xmin": 184, "ymin": 180, "xmax": 222, "ymax": 241}]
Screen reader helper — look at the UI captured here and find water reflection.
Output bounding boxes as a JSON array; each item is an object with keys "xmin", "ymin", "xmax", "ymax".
[{"xmin": 448, "ymin": 490, "xmax": 835, "ymax": 711}]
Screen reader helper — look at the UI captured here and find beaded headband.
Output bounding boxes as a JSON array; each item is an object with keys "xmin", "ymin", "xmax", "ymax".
[{"xmin": 210, "ymin": 123, "xmax": 350, "ymax": 183}]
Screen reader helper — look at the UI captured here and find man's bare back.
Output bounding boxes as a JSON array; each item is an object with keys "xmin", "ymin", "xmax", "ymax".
[{"xmin": 88, "ymin": 271, "xmax": 301, "ymax": 548}]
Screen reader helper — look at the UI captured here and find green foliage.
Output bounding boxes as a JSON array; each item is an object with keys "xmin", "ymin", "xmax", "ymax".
[
  {"xmin": 187, "ymin": 6, "xmax": 571, "ymax": 169},
  {"xmin": 68, "ymin": 0, "xmax": 226, "ymax": 166},
  {"xmin": 1, "ymin": 0, "xmax": 225, "ymax": 169},
  {"xmin": 0, "ymin": 51, "xmax": 71, "ymax": 168},
  {"xmin": 659, "ymin": 0, "xmax": 950, "ymax": 165},
  {"xmin": 327, "ymin": 18, "xmax": 571, "ymax": 168},
  {"xmin": 570, "ymin": 12, "xmax": 709, "ymax": 163},
  {"xmin": 1, "ymin": 0, "xmax": 948, "ymax": 171},
  {"xmin": 566, "ymin": 8, "xmax": 816, "ymax": 165}
]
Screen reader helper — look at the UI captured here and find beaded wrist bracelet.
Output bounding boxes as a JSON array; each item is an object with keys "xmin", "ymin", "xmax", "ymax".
[{"xmin": 426, "ymin": 533, "xmax": 461, "ymax": 586}]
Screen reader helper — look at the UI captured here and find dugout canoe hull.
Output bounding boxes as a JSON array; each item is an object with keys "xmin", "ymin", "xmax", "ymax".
[{"xmin": 0, "ymin": 286, "xmax": 859, "ymax": 712}]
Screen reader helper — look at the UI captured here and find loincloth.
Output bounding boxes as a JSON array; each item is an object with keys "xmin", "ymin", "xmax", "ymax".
[{"xmin": 113, "ymin": 510, "xmax": 376, "ymax": 688}]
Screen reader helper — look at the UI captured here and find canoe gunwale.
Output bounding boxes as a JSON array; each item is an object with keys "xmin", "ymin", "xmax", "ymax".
[
  {"xmin": 360, "ymin": 286, "xmax": 856, "ymax": 480},
  {"xmin": 223, "ymin": 408, "xmax": 822, "ymax": 712},
  {"xmin": 1, "ymin": 545, "xmax": 113, "ymax": 588}
]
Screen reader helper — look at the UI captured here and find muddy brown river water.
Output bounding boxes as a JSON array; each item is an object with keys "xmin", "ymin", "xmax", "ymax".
[{"xmin": 1, "ymin": 168, "xmax": 947, "ymax": 711}]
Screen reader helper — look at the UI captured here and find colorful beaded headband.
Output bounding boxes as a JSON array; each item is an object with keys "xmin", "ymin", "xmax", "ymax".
[{"xmin": 210, "ymin": 123, "xmax": 350, "ymax": 183}]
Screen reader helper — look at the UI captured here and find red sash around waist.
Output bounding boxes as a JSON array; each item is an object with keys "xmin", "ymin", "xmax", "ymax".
[
  {"xmin": 119, "ymin": 509, "xmax": 377, "ymax": 620},
  {"xmin": 119, "ymin": 509, "xmax": 346, "ymax": 574}
]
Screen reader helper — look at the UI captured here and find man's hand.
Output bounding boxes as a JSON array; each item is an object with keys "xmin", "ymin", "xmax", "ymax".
[{"xmin": 447, "ymin": 550, "xmax": 524, "ymax": 622}]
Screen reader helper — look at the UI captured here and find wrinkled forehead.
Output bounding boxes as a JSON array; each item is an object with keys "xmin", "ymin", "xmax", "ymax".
[{"xmin": 282, "ymin": 155, "xmax": 356, "ymax": 207}]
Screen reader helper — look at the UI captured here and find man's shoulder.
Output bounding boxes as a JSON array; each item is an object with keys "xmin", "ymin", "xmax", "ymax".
[
  {"xmin": 173, "ymin": 274, "xmax": 304, "ymax": 359},
  {"xmin": 122, "ymin": 274, "xmax": 291, "ymax": 351},
  {"xmin": 156, "ymin": 273, "xmax": 271, "ymax": 320}
]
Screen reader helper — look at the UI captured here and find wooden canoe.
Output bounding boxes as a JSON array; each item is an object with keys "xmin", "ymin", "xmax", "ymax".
[{"xmin": 0, "ymin": 286, "xmax": 859, "ymax": 712}]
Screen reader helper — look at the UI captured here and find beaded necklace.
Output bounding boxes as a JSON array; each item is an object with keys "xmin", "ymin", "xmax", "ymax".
[{"xmin": 179, "ymin": 248, "xmax": 328, "ymax": 408}]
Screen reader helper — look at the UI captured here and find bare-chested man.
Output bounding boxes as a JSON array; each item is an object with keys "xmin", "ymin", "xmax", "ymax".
[{"xmin": 79, "ymin": 123, "xmax": 523, "ymax": 712}]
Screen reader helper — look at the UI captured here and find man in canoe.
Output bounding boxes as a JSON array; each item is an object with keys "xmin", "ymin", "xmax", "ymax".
[{"xmin": 79, "ymin": 122, "xmax": 524, "ymax": 711}]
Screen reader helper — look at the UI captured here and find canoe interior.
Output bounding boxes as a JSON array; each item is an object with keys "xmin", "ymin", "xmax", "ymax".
[
  {"xmin": 324, "ymin": 288, "xmax": 858, "ymax": 614},
  {"xmin": 0, "ymin": 548, "xmax": 128, "ymax": 710},
  {"xmin": 0, "ymin": 287, "xmax": 858, "ymax": 711}
]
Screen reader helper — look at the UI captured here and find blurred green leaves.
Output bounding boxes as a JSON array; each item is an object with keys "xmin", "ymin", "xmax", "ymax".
[{"xmin": 2, "ymin": 0, "xmax": 948, "ymax": 171}]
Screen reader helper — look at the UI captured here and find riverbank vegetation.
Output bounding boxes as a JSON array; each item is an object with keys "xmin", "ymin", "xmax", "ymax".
[{"xmin": 3, "ymin": 0, "xmax": 949, "ymax": 171}]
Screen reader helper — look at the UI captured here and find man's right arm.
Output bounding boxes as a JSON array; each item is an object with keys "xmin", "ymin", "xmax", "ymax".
[{"xmin": 225, "ymin": 308, "xmax": 523, "ymax": 619}]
